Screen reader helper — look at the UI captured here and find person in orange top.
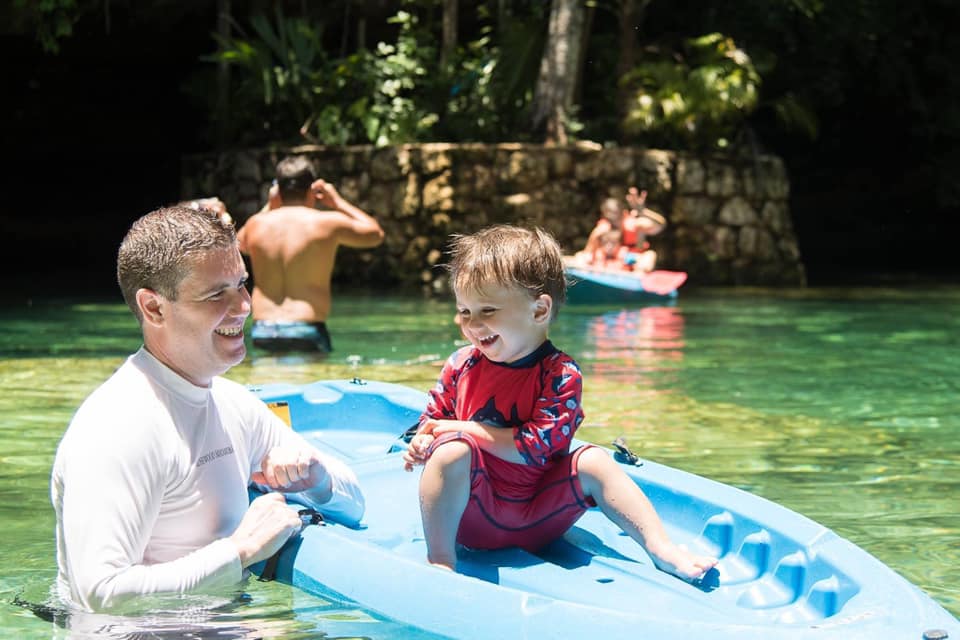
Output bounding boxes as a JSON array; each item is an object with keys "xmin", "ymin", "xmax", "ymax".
[
  {"xmin": 573, "ymin": 188, "xmax": 668, "ymax": 272},
  {"xmin": 580, "ymin": 197, "xmax": 623, "ymax": 260}
]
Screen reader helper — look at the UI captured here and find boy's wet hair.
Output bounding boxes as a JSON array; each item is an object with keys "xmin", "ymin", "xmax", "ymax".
[
  {"xmin": 117, "ymin": 206, "xmax": 237, "ymax": 322},
  {"xmin": 447, "ymin": 224, "xmax": 566, "ymax": 320}
]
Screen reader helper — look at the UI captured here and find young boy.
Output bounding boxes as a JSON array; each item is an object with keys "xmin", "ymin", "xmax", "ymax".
[
  {"xmin": 403, "ymin": 224, "xmax": 716, "ymax": 581},
  {"xmin": 594, "ymin": 228, "xmax": 631, "ymax": 269},
  {"xmin": 578, "ymin": 197, "xmax": 624, "ymax": 261}
]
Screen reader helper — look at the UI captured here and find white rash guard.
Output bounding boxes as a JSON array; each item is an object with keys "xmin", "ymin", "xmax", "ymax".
[{"xmin": 51, "ymin": 347, "xmax": 365, "ymax": 612}]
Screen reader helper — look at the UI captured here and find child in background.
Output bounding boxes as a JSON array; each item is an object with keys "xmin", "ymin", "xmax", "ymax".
[
  {"xmin": 594, "ymin": 228, "xmax": 632, "ymax": 270},
  {"xmin": 575, "ymin": 188, "xmax": 667, "ymax": 272},
  {"xmin": 403, "ymin": 224, "xmax": 717, "ymax": 581},
  {"xmin": 579, "ymin": 197, "xmax": 624, "ymax": 260}
]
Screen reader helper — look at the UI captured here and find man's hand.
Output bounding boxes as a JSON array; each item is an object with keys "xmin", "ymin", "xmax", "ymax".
[
  {"xmin": 252, "ymin": 446, "xmax": 331, "ymax": 494},
  {"xmin": 311, "ymin": 179, "xmax": 343, "ymax": 210},
  {"xmin": 626, "ymin": 187, "xmax": 647, "ymax": 212},
  {"xmin": 229, "ymin": 492, "xmax": 302, "ymax": 568}
]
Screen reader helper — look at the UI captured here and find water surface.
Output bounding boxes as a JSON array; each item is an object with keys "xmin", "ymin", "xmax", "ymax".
[{"xmin": 1, "ymin": 286, "xmax": 957, "ymax": 637}]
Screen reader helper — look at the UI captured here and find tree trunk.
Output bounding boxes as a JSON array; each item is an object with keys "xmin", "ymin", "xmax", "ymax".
[
  {"xmin": 531, "ymin": 0, "xmax": 585, "ymax": 145},
  {"xmin": 441, "ymin": 0, "xmax": 458, "ymax": 68},
  {"xmin": 616, "ymin": 0, "xmax": 650, "ymax": 140},
  {"xmin": 215, "ymin": 0, "xmax": 231, "ymax": 148},
  {"xmin": 573, "ymin": 2, "xmax": 595, "ymax": 107},
  {"xmin": 340, "ymin": 0, "xmax": 351, "ymax": 57},
  {"xmin": 357, "ymin": 16, "xmax": 367, "ymax": 50}
]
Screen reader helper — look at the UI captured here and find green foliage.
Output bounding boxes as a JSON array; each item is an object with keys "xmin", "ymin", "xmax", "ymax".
[
  {"xmin": 431, "ymin": 14, "xmax": 546, "ymax": 142},
  {"xmin": 12, "ymin": 0, "xmax": 81, "ymax": 54},
  {"xmin": 201, "ymin": 2, "xmax": 554, "ymax": 146},
  {"xmin": 17, "ymin": 0, "xmax": 956, "ymax": 213},
  {"xmin": 621, "ymin": 33, "xmax": 761, "ymax": 150},
  {"xmin": 205, "ymin": 8, "xmax": 438, "ymax": 147},
  {"xmin": 359, "ymin": 10, "xmax": 438, "ymax": 146}
]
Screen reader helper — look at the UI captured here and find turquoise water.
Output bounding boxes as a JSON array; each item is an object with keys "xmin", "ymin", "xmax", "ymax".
[{"xmin": 1, "ymin": 287, "xmax": 957, "ymax": 637}]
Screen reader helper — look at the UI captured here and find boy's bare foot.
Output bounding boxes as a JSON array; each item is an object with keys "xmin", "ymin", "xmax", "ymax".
[{"xmin": 428, "ymin": 560, "xmax": 455, "ymax": 571}]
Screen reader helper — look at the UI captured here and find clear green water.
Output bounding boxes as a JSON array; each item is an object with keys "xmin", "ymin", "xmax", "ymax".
[{"xmin": 1, "ymin": 287, "xmax": 958, "ymax": 637}]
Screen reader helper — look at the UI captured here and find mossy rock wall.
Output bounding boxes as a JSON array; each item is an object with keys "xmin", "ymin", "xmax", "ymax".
[{"xmin": 182, "ymin": 143, "xmax": 805, "ymax": 292}]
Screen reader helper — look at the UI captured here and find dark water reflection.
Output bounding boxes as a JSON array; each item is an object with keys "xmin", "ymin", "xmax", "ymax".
[{"xmin": 1, "ymin": 286, "xmax": 957, "ymax": 637}]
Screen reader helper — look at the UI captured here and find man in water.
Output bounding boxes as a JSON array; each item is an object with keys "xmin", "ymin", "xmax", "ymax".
[
  {"xmin": 238, "ymin": 155, "xmax": 384, "ymax": 353},
  {"xmin": 51, "ymin": 205, "xmax": 364, "ymax": 612}
]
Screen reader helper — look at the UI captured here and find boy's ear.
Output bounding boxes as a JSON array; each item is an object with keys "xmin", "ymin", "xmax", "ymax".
[{"xmin": 533, "ymin": 294, "xmax": 553, "ymax": 323}]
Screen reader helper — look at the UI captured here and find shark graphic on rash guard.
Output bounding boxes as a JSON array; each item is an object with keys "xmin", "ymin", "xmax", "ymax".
[
  {"xmin": 420, "ymin": 341, "xmax": 584, "ymax": 467},
  {"xmin": 470, "ymin": 396, "xmax": 522, "ymax": 428}
]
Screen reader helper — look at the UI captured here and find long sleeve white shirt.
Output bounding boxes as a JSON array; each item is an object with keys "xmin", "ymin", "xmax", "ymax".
[{"xmin": 51, "ymin": 347, "xmax": 364, "ymax": 612}]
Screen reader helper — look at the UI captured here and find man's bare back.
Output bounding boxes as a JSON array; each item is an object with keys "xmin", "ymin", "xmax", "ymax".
[{"xmin": 238, "ymin": 179, "xmax": 383, "ymax": 323}]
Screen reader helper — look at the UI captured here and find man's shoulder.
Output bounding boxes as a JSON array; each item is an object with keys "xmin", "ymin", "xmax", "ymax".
[
  {"xmin": 271, "ymin": 206, "xmax": 348, "ymax": 229},
  {"xmin": 211, "ymin": 376, "xmax": 275, "ymax": 422},
  {"xmin": 246, "ymin": 206, "xmax": 309, "ymax": 224},
  {"xmin": 62, "ymin": 360, "xmax": 166, "ymax": 450},
  {"xmin": 77, "ymin": 357, "xmax": 145, "ymax": 408},
  {"xmin": 211, "ymin": 375, "xmax": 258, "ymax": 402}
]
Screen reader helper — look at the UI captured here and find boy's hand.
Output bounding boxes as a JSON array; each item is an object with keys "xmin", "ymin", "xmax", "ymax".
[{"xmin": 403, "ymin": 433, "xmax": 436, "ymax": 471}]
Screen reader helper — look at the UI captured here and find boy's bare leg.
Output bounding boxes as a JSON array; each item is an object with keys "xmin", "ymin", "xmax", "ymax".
[
  {"xmin": 419, "ymin": 440, "xmax": 472, "ymax": 570},
  {"xmin": 576, "ymin": 447, "xmax": 718, "ymax": 581}
]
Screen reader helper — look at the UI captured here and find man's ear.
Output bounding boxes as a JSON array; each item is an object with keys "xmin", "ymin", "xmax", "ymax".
[
  {"xmin": 533, "ymin": 294, "xmax": 553, "ymax": 324},
  {"xmin": 267, "ymin": 186, "xmax": 282, "ymax": 210},
  {"xmin": 136, "ymin": 288, "xmax": 165, "ymax": 327}
]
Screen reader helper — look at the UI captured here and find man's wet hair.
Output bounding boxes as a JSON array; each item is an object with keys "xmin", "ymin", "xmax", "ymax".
[
  {"xmin": 117, "ymin": 206, "xmax": 236, "ymax": 322},
  {"xmin": 276, "ymin": 155, "xmax": 317, "ymax": 203}
]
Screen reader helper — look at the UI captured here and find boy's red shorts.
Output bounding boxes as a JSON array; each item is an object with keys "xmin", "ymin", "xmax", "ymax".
[{"xmin": 429, "ymin": 432, "xmax": 598, "ymax": 552}]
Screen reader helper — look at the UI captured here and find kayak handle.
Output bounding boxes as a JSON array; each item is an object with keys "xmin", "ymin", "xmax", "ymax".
[{"xmin": 612, "ymin": 437, "xmax": 643, "ymax": 466}]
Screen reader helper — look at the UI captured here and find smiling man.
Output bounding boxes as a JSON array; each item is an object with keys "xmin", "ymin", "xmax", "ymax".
[{"xmin": 50, "ymin": 206, "xmax": 364, "ymax": 612}]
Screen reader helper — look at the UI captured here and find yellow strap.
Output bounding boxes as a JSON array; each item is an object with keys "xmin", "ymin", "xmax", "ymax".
[{"xmin": 266, "ymin": 401, "xmax": 292, "ymax": 427}]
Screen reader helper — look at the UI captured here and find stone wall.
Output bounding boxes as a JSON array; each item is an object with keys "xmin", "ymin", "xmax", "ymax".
[{"xmin": 181, "ymin": 143, "xmax": 805, "ymax": 292}]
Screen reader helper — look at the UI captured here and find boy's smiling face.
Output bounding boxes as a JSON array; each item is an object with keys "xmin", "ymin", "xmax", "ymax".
[{"xmin": 455, "ymin": 282, "xmax": 552, "ymax": 364}]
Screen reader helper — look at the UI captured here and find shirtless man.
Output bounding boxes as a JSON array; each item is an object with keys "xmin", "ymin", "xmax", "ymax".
[{"xmin": 238, "ymin": 156, "xmax": 385, "ymax": 353}]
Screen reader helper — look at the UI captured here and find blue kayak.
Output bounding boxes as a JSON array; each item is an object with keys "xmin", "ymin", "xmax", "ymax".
[
  {"xmin": 565, "ymin": 265, "xmax": 687, "ymax": 304},
  {"xmin": 250, "ymin": 379, "xmax": 959, "ymax": 640}
]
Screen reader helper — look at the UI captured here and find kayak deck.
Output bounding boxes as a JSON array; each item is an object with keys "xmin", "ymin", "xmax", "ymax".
[{"xmin": 251, "ymin": 379, "xmax": 959, "ymax": 639}]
